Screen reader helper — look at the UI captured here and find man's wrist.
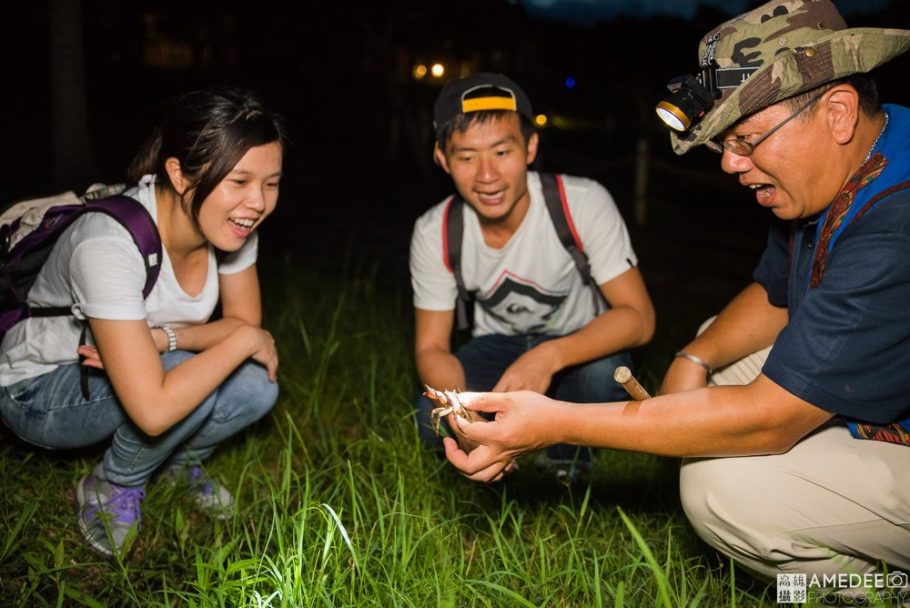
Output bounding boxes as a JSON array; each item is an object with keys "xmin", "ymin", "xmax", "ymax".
[
  {"xmin": 531, "ymin": 339, "xmax": 565, "ymax": 375},
  {"xmin": 555, "ymin": 400, "xmax": 595, "ymax": 446},
  {"xmin": 674, "ymin": 350, "xmax": 713, "ymax": 375}
]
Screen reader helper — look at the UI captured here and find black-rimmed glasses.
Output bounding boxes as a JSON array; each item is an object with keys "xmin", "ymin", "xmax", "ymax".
[{"xmin": 705, "ymin": 91, "xmax": 826, "ymax": 156}]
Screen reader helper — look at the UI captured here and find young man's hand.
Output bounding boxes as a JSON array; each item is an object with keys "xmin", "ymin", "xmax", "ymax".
[{"xmin": 492, "ymin": 345, "xmax": 558, "ymax": 394}]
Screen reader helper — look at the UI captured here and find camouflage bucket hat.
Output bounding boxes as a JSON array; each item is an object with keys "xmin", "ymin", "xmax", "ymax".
[{"xmin": 667, "ymin": 0, "xmax": 910, "ymax": 155}]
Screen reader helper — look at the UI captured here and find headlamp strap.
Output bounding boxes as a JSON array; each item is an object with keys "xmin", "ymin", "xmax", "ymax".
[
  {"xmin": 699, "ymin": 33, "xmax": 758, "ymax": 95},
  {"xmin": 701, "ymin": 33, "xmax": 720, "ymax": 66},
  {"xmin": 715, "ymin": 67, "xmax": 758, "ymax": 89}
]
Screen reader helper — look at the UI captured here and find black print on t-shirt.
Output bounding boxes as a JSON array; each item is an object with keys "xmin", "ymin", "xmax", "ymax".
[{"xmin": 478, "ymin": 273, "xmax": 568, "ymax": 334}]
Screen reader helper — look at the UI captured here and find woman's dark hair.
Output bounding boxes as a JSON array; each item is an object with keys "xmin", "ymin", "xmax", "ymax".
[{"xmin": 127, "ymin": 87, "xmax": 287, "ymax": 228}]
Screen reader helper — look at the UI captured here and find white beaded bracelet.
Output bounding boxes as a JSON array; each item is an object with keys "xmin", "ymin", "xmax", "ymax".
[
  {"xmin": 160, "ymin": 324, "xmax": 177, "ymax": 352},
  {"xmin": 675, "ymin": 350, "xmax": 713, "ymax": 375}
]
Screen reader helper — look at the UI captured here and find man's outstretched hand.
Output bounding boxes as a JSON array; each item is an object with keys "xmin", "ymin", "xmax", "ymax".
[{"xmin": 443, "ymin": 390, "xmax": 560, "ymax": 482}]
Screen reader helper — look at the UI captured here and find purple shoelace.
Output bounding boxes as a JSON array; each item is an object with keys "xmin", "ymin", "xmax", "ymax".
[
  {"xmin": 187, "ymin": 465, "xmax": 213, "ymax": 495},
  {"xmin": 84, "ymin": 485, "xmax": 146, "ymax": 524}
]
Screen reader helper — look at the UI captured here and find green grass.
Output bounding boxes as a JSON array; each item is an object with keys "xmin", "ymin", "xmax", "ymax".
[{"xmin": 0, "ymin": 263, "xmax": 782, "ymax": 607}]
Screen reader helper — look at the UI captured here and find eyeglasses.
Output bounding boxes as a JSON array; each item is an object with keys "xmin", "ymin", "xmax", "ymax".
[{"xmin": 705, "ymin": 91, "xmax": 827, "ymax": 156}]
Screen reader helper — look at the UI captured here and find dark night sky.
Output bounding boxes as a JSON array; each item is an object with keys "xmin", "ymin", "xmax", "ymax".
[
  {"xmin": 7, "ymin": 1, "xmax": 908, "ymax": 189},
  {"xmin": 520, "ymin": 0, "xmax": 896, "ymax": 24},
  {"xmin": 8, "ymin": 1, "xmax": 910, "ymax": 189},
  {"xmin": 5, "ymin": 0, "xmax": 910, "ymax": 287}
]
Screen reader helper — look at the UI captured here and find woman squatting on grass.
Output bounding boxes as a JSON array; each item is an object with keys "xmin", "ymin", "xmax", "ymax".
[{"xmin": 0, "ymin": 88, "xmax": 286, "ymax": 560}]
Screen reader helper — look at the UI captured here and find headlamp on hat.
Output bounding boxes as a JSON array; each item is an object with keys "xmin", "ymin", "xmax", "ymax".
[
  {"xmin": 656, "ymin": 60, "xmax": 760, "ymax": 133},
  {"xmin": 655, "ymin": 64, "xmax": 720, "ymax": 132}
]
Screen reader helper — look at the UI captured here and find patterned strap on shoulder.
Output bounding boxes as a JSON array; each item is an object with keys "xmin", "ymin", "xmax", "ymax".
[{"xmin": 847, "ymin": 420, "xmax": 910, "ymax": 445}]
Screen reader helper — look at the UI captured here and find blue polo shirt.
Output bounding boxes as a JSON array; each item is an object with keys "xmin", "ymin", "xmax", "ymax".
[{"xmin": 754, "ymin": 104, "xmax": 910, "ymax": 429}]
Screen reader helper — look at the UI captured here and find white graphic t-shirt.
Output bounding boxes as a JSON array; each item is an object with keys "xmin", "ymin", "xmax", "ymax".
[{"xmin": 410, "ymin": 172, "xmax": 636, "ymax": 337}]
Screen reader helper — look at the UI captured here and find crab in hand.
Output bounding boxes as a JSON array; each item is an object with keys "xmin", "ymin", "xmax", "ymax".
[{"xmin": 423, "ymin": 385, "xmax": 478, "ymax": 436}]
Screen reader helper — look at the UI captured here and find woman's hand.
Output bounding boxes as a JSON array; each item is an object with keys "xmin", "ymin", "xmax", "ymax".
[
  {"xmin": 236, "ymin": 325, "xmax": 278, "ymax": 381},
  {"xmin": 443, "ymin": 390, "xmax": 563, "ymax": 482},
  {"xmin": 77, "ymin": 344, "xmax": 104, "ymax": 369}
]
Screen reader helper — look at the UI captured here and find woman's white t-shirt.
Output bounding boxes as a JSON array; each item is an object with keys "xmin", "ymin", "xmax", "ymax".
[{"xmin": 0, "ymin": 175, "xmax": 257, "ymax": 385}]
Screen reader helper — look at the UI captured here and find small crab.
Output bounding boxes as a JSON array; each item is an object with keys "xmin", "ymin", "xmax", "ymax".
[{"xmin": 423, "ymin": 385, "xmax": 477, "ymax": 436}]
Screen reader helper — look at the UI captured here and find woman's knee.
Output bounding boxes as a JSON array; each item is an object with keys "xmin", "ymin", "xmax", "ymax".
[
  {"xmin": 216, "ymin": 362, "xmax": 278, "ymax": 423},
  {"xmin": 251, "ymin": 377, "xmax": 279, "ymax": 420},
  {"xmin": 161, "ymin": 349, "xmax": 195, "ymax": 371}
]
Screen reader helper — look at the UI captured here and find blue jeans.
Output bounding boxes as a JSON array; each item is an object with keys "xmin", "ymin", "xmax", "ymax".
[
  {"xmin": 415, "ymin": 334, "xmax": 632, "ymax": 462},
  {"xmin": 0, "ymin": 351, "xmax": 277, "ymax": 487}
]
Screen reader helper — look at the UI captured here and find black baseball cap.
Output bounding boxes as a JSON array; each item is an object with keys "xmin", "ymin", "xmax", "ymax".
[{"xmin": 432, "ymin": 73, "xmax": 534, "ymax": 140}]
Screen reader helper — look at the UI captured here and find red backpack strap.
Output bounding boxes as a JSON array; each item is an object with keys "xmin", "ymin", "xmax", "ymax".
[
  {"xmin": 541, "ymin": 173, "xmax": 583, "ymax": 250},
  {"xmin": 539, "ymin": 173, "xmax": 608, "ymax": 312}
]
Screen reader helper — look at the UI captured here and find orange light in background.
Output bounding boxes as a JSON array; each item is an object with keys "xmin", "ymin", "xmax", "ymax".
[
  {"xmin": 535, "ymin": 114, "xmax": 548, "ymax": 127},
  {"xmin": 412, "ymin": 64, "xmax": 428, "ymax": 80},
  {"xmin": 430, "ymin": 63, "xmax": 445, "ymax": 78}
]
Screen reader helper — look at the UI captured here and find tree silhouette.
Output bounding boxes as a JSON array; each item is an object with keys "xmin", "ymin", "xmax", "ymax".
[{"xmin": 50, "ymin": 0, "xmax": 97, "ymax": 190}]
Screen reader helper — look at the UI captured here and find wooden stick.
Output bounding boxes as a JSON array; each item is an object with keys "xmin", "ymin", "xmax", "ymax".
[{"xmin": 614, "ymin": 366, "xmax": 651, "ymax": 401}]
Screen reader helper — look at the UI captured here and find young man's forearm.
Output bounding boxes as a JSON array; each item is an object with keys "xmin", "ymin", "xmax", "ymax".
[
  {"xmin": 416, "ymin": 348, "xmax": 466, "ymax": 389},
  {"xmin": 538, "ymin": 304, "xmax": 653, "ymax": 372}
]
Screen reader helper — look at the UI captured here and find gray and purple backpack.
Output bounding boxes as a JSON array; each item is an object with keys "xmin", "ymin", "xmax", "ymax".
[{"xmin": 0, "ymin": 184, "xmax": 162, "ymax": 342}]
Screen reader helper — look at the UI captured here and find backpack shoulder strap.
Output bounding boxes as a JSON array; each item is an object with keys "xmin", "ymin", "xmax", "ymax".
[
  {"xmin": 539, "ymin": 173, "xmax": 609, "ymax": 312},
  {"xmin": 443, "ymin": 194, "xmax": 472, "ymax": 331},
  {"xmin": 31, "ymin": 194, "xmax": 160, "ymax": 401},
  {"xmin": 83, "ymin": 195, "xmax": 162, "ymax": 298}
]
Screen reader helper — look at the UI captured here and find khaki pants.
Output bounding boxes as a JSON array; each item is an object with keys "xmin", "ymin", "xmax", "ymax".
[{"xmin": 679, "ymin": 320, "xmax": 910, "ymax": 583}]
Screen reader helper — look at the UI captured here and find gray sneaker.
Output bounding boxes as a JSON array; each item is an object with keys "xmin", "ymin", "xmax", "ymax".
[
  {"xmin": 75, "ymin": 473, "xmax": 145, "ymax": 560},
  {"xmin": 164, "ymin": 464, "xmax": 235, "ymax": 520},
  {"xmin": 549, "ymin": 459, "xmax": 593, "ymax": 487}
]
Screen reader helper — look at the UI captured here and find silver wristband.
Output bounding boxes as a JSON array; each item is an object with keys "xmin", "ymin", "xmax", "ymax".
[
  {"xmin": 160, "ymin": 324, "xmax": 177, "ymax": 352},
  {"xmin": 674, "ymin": 350, "xmax": 713, "ymax": 375}
]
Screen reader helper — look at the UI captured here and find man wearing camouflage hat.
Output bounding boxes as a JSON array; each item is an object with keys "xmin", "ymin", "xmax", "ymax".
[{"xmin": 443, "ymin": 0, "xmax": 910, "ymax": 585}]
